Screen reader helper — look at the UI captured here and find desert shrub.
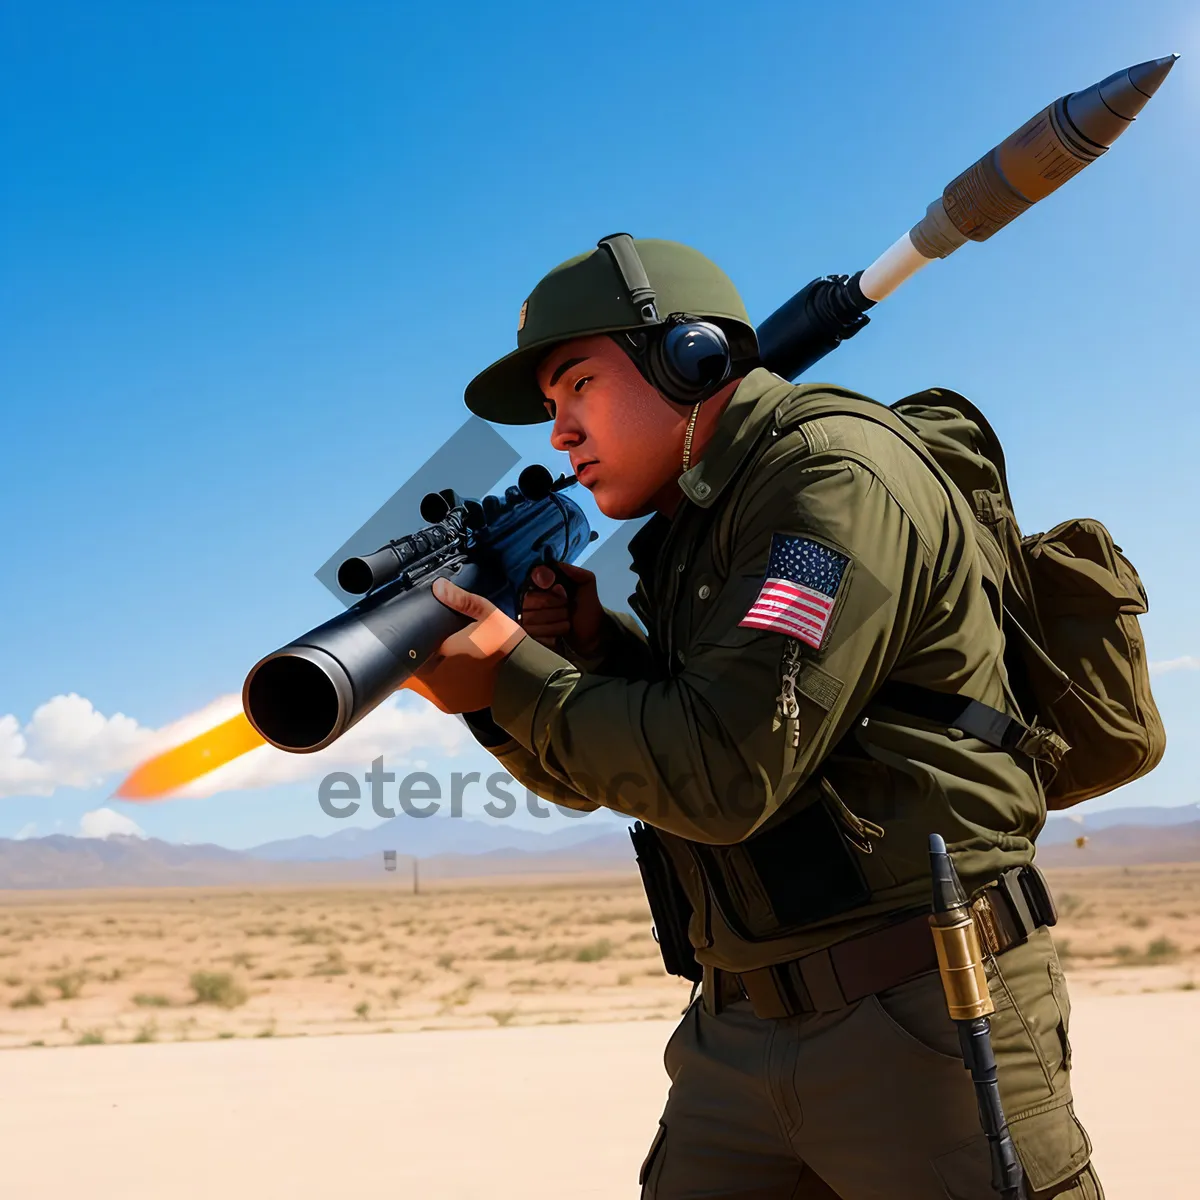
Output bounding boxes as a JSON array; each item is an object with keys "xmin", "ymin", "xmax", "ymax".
[
  {"xmin": 76, "ymin": 1029, "xmax": 105, "ymax": 1045},
  {"xmin": 354, "ymin": 1001, "xmax": 370, "ymax": 1020},
  {"xmin": 133, "ymin": 1021, "xmax": 157, "ymax": 1044},
  {"xmin": 11, "ymin": 987, "xmax": 44, "ymax": 1009},
  {"xmin": 189, "ymin": 971, "xmax": 247, "ymax": 1008},
  {"xmin": 489, "ymin": 1009, "xmax": 516, "ymax": 1027},
  {"xmin": 133, "ymin": 993, "xmax": 171, "ymax": 1008},
  {"xmin": 486, "ymin": 945, "xmax": 519, "ymax": 961},
  {"xmin": 1148, "ymin": 937, "xmax": 1180, "ymax": 959},
  {"xmin": 49, "ymin": 971, "xmax": 87, "ymax": 999},
  {"xmin": 439, "ymin": 977, "xmax": 483, "ymax": 1010},
  {"xmin": 290, "ymin": 926, "xmax": 335, "ymax": 945},
  {"xmin": 573, "ymin": 939, "xmax": 614, "ymax": 963},
  {"xmin": 309, "ymin": 953, "xmax": 347, "ymax": 977}
]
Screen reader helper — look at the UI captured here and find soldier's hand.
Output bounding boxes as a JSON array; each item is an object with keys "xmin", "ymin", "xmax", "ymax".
[
  {"xmin": 520, "ymin": 561, "xmax": 605, "ymax": 657},
  {"xmin": 405, "ymin": 577, "xmax": 525, "ymax": 714}
]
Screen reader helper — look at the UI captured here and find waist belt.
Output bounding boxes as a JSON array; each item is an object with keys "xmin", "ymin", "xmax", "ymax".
[{"xmin": 704, "ymin": 863, "xmax": 1057, "ymax": 1020}]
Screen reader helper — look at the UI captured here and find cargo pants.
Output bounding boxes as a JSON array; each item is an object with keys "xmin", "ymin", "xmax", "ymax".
[{"xmin": 639, "ymin": 928, "xmax": 1101, "ymax": 1199}]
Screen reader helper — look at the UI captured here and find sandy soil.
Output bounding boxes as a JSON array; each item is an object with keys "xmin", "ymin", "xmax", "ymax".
[
  {"xmin": 0, "ymin": 991, "xmax": 1194, "ymax": 1199},
  {"xmin": 1, "ymin": 864, "xmax": 1197, "ymax": 1049}
]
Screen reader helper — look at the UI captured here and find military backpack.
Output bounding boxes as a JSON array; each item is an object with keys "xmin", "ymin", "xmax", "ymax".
[{"xmin": 779, "ymin": 386, "xmax": 1166, "ymax": 809}]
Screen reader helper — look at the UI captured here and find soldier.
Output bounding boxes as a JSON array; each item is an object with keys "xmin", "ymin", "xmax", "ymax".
[{"xmin": 405, "ymin": 236, "xmax": 1102, "ymax": 1198}]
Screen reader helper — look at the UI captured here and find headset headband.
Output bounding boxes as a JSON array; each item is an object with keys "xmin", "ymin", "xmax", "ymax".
[{"xmin": 597, "ymin": 233, "xmax": 661, "ymax": 325}]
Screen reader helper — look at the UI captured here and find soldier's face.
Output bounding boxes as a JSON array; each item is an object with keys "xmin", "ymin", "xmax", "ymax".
[{"xmin": 537, "ymin": 335, "xmax": 691, "ymax": 520}]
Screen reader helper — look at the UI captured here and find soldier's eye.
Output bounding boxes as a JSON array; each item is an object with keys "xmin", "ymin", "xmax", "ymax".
[{"xmin": 573, "ymin": 375, "xmax": 592, "ymax": 393}]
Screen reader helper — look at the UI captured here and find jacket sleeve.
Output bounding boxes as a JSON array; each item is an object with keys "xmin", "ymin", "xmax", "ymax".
[
  {"xmin": 564, "ymin": 608, "xmax": 659, "ymax": 680},
  {"xmin": 489, "ymin": 446, "xmax": 939, "ymax": 843},
  {"xmin": 461, "ymin": 709, "xmax": 601, "ymax": 813}
]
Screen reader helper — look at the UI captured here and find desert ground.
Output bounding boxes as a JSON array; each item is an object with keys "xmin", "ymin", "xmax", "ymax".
[
  {"xmin": 1, "ymin": 863, "xmax": 1197, "ymax": 1197},
  {"xmin": 1, "ymin": 863, "xmax": 1197, "ymax": 1048}
]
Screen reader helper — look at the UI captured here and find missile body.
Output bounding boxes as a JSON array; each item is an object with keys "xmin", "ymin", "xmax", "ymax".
[{"xmin": 758, "ymin": 55, "xmax": 1178, "ymax": 379}]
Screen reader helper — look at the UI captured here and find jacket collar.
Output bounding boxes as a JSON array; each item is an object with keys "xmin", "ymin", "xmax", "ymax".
[
  {"xmin": 624, "ymin": 369, "xmax": 798, "ymax": 576},
  {"xmin": 676, "ymin": 368, "xmax": 797, "ymax": 509}
]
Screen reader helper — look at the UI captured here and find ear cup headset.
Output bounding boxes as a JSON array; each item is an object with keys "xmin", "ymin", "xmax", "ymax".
[{"xmin": 596, "ymin": 233, "xmax": 733, "ymax": 406}]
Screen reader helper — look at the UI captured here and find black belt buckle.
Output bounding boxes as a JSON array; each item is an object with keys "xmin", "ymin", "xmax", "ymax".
[
  {"xmin": 994, "ymin": 864, "xmax": 1057, "ymax": 943},
  {"xmin": 1018, "ymin": 863, "xmax": 1058, "ymax": 929}
]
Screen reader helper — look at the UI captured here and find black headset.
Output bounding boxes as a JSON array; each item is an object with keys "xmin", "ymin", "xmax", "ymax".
[{"xmin": 596, "ymin": 233, "xmax": 732, "ymax": 406}]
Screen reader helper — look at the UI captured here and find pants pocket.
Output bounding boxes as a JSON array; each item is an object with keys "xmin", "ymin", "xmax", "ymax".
[
  {"xmin": 932, "ymin": 1103, "xmax": 1097, "ymax": 1199},
  {"xmin": 1009, "ymin": 1099, "xmax": 1094, "ymax": 1194},
  {"xmin": 988, "ymin": 928, "xmax": 1072, "ymax": 1102},
  {"xmin": 870, "ymin": 968, "xmax": 963, "ymax": 1063},
  {"xmin": 639, "ymin": 1123, "xmax": 667, "ymax": 1194}
]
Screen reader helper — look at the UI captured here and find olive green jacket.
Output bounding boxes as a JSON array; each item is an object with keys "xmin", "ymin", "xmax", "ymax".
[{"xmin": 474, "ymin": 369, "xmax": 1043, "ymax": 971}]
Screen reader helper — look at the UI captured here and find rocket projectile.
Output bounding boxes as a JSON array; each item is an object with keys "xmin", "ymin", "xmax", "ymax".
[
  {"xmin": 757, "ymin": 55, "xmax": 1179, "ymax": 378},
  {"xmin": 859, "ymin": 54, "xmax": 1179, "ymax": 302}
]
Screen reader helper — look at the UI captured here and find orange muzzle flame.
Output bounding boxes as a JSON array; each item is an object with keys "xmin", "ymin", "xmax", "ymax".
[{"xmin": 117, "ymin": 712, "xmax": 264, "ymax": 800}]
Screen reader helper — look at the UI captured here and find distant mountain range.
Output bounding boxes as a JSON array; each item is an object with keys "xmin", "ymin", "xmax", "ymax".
[
  {"xmin": 1, "ymin": 805, "xmax": 1196, "ymax": 890},
  {"xmin": 0, "ymin": 831, "xmax": 634, "ymax": 890},
  {"xmin": 1036, "ymin": 821, "xmax": 1200, "ymax": 867},
  {"xmin": 246, "ymin": 812, "xmax": 625, "ymax": 861},
  {"xmin": 1040, "ymin": 803, "xmax": 1200, "ymax": 843}
]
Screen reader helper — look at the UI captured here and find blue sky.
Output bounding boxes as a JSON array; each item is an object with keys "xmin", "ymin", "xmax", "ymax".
[{"xmin": 1, "ymin": 0, "xmax": 1197, "ymax": 848}]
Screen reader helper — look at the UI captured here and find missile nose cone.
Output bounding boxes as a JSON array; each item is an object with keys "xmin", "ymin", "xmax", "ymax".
[
  {"xmin": 1128, "ymin": 53, "xmax": 1180, "ymax": 100},
  {"xmin": 1065, "ymin": 55, "xmax": 1180, "ymax": 150}
]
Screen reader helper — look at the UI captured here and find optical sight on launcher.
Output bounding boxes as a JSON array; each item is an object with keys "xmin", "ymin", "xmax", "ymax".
[{"xmin": 242, "ymin": 464, "xmax": 593, "ymax": 754}]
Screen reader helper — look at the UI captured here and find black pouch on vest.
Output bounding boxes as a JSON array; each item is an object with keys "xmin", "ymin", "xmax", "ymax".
[
  {"xmin": 629, "ymin": 822, "xmax": 703, "ymax": 982},
  {"xmin": 687, "ymin": 793, "xmax": 872, "ymax": 942}
]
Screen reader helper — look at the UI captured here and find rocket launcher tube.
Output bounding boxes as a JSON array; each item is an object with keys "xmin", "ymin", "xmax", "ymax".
[{"xmin": 243, "ymin": 473, "xmax": 592, "ymax": 753}]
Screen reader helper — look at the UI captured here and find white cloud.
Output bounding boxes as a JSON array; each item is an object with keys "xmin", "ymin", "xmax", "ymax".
[
  {"xmin": 1151, "ymin": 656, "xmax": 1200, "ymax": 676},
  {"xmin": 0, "ymin": 690, "xmax": 468, "ymax": 801},
  {"xmin": 0, "ymin": 694, "xmax": 156, "ymax": 799},
  {"xmin": 78, "ymin": 807, "xmax": 146, "ymax": 840}
]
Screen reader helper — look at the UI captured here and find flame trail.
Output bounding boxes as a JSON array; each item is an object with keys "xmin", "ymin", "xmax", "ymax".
[{"xmin": 117, "ymin": 711, "xmax": 264, "ymax": 800}]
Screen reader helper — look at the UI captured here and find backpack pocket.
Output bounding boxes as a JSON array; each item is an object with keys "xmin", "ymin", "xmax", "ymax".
[{"xmin": 1021, "ymin": 519, "xmax": 1166, "ymax": 807}]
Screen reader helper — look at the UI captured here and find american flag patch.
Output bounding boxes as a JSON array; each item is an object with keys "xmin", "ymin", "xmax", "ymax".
[{"xmin": 738, "ymin": 534, "xmax": 849, "ymax": 649}]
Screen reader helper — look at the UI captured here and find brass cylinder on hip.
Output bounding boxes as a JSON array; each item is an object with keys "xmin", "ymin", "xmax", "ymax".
[{"xmin": 928, "ymin": 911, "xmax": 994, "ymax": 1020}]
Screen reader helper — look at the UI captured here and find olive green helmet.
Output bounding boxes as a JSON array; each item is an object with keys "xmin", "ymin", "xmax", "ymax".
[{"xmin": 465, "ymin": 236, "xmax": 758, "ymax": 425}]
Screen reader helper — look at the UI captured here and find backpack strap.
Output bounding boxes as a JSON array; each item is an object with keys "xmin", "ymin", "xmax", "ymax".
[
  {"xmin": 873, "ymin": 680, "xmax": 1068, "ymax": 768},
  {"xmin": 775, "ymin": 385, "xmax": 1066, "ymax": 770}
]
